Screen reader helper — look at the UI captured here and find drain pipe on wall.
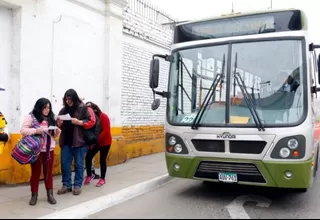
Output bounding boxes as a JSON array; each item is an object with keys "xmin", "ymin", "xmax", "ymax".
[{"xmin": 50, "ymin": 14, "xmax": 62, "ymax": 110}]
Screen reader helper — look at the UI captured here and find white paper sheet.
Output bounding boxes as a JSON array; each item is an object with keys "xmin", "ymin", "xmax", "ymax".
[
  {"xmin": 57, "ymin": 114, "xmax": 71, "ymax": 121},
  {"xmin": 48, "ymin": 126, "xmax": 58, "ymax": 130}
]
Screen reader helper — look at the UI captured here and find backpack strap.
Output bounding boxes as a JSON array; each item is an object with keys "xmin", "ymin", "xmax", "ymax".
[
  {"xmin": 30, "ymin": 114, "xmax": 40, "ymax": 128},
  {"xmin": 29, "ymin": 114, "xmax": 46, "ymax": 139}
]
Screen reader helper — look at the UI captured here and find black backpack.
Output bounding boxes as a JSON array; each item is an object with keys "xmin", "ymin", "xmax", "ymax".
[{"xmin": 81, "ymin": 106, "xmax": 101, "ymax": 145}]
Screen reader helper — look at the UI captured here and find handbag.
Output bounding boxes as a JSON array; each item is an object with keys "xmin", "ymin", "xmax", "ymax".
[{"xmin": 11, "ymin": 114, "xmax": 43, "ymax": 165}]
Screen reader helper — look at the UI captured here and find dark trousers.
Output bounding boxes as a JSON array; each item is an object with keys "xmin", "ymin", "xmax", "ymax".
[{"xmin": 85, "ymin": 145, "xmax": 111, "ymax": 180}]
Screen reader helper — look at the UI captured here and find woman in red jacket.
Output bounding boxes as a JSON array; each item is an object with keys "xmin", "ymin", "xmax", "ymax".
[{"xmin": 84, "ymin": 102, "xmax": 112, "ymax": 187}]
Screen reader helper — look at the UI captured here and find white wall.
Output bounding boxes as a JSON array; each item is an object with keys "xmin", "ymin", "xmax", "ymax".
[
  {"xmin": 0, "ymin": 0, "xmax": 174, "ymax": 132},
  {"xmin": 51, "ymin": 1, "xmax": 105, "ymax": 114},
  {"xmin": 0, "ymin": 0, "xmax": 109, "ymax": 132},
  {"xmin": 0, "ymin": 6, "xmax": 12, "ymax": 127}
]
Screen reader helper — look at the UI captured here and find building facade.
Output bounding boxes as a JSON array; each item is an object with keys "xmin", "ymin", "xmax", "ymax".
[{"xmin": 0, "ymin": 0, "xmax": 174, "ymax": 184}]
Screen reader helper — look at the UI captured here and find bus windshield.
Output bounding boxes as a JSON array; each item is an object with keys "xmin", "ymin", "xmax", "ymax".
[{"xmin": 167, "ymin": 39, "xmax": 307, "ymax": 128}]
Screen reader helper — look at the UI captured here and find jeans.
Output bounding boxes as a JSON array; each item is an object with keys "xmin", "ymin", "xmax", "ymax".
[{"xmin": 61, "ymin": 145, "xmax": 88, "ymax": 188}]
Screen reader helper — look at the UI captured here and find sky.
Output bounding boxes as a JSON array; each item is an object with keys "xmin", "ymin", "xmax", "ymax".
[{"xmin": 148, "ymin": 0, "xmax": 319, "ymax": 41}]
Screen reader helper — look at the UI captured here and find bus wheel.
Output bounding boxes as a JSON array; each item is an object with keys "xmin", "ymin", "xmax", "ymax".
[{"xmin": 314, "ymin": 146, "xmax": 319, "ymax": 177}]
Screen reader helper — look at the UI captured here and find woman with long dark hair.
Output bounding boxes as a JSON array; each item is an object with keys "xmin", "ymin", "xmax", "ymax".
[
  {"xmin": 56, "ymin": 89, "xmax": 96, "ymax": 195},
  {"xmin": 20, "ymin": 98, "xmax": 61, "ymax": 206},
  {"xmin": 84, "ymin": 101, "xmax": 112, "ymax": 187}
]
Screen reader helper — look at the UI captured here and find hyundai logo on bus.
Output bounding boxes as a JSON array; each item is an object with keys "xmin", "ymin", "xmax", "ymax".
[{"xmin": 217, "ymin": 132, "xmax": 236, "ymax": 139}]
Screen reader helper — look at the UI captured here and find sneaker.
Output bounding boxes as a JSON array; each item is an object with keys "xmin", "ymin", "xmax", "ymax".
[
  {"xmin": 57, "ymin": 186, "xmax": 72, "ymax": 195},
  {"xmin": 84, "ymin": 175, "xmax": 95, "ymax": 185},
  {"xmin": 73, "ymin": 187, "xmax": 81, "ymax": 195},
  {"xmin": 96, "ymin": 179, "xmax": 106, "ymax": 187}
]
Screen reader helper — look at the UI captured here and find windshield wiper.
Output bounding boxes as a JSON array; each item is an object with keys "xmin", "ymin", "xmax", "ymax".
[
  {"xmin": 191, "ymin": 53, "xmax": 225, "ymax": 130},
  {"xmin": 233, "ymin": 52, "xmax": 265, "ymax": 131}
]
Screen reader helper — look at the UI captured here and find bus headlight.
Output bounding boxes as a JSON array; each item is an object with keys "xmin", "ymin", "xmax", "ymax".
[
  {"xmin": 168, "ymin": 136, "xmax": 176, "ymax": 146},
  {"xmin": 280, "ymin": 147, "xmax": 290, "ymax": 158},
  {"xmin": 287, "ymin": 138, "xmax": 299, "ymax": 149},
  {"xmin": 270, "ymin": 135, "xmax": 306, "ymax": 159},
  {"xmin": 174, "ymin": 144, "xmax": 183, "ymax": 153},
  {"xmin": 165, "ymin": 133, "xmax": 189, "ymax": 154}
]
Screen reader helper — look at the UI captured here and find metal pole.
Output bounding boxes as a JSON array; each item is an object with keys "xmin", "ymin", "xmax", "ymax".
[{"xmin": 270, "ymin": 0, "xmax": 272, "ymax": 9}]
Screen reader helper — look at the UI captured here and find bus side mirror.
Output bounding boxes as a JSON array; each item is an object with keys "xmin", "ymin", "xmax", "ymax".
[{"xmin": 149, "ymin": 59, "xmax": 160, "ymax": 89}]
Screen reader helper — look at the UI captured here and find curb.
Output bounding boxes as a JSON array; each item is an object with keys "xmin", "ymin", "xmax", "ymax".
[{"xmin": 38, "ymin": 173, "xmax": 174, "ymax": 219}]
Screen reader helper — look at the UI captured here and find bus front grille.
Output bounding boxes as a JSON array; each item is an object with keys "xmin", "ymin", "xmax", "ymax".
[
  {"xmin": 192, "ymin": 140, "xmax": 225, "ymax": 152},
  {"xmin": 191, "ymin": 139, "xmax": 266, "ymax": 154},
  {"xmin": 194, "ymin": 161, "xmax": 266, "ymax": 183},
  {"xmin": 229, "ymin": 140, "xmax": 266, "ymax": 154}
]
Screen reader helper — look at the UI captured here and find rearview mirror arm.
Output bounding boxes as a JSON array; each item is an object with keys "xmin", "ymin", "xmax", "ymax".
[
  {"xmin": 309, "ymin": 43, "xmax": 320, "ymax": 51},
  {"xmin": 311, "ymin": 86, "xmax": 320, "ymax": 93},
  {"xmin": 152, "ymin": 88, "xmax": 170, "ymax": 98},
  {"xmin": 152, "ymin": 54, "xmax": 174, "ymax": 62}
]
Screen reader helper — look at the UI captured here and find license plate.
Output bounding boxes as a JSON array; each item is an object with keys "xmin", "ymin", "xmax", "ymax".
[{"xmin": 218, "ymin": 172, "xmax": 238, "ymax": 183}]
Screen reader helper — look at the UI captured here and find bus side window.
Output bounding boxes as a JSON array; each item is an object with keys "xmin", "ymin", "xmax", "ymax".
[
  {"xmin": 310, "ymin": 52, "xmax": 316, "ymax": 86},
  {"xmin": 313, "ymin": 51, "xmax": 318, "ymax": 85}
]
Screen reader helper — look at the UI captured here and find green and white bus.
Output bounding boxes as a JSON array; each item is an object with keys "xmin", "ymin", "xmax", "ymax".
[{"xmin": 149, "ymin": 8, "xmax": 320, "ymax": 191}]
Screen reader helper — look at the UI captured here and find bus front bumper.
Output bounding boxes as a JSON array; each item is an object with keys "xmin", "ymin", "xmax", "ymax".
[{"xmin": 165, "ymin": 154, "xmax": 314, "ymax": 188}]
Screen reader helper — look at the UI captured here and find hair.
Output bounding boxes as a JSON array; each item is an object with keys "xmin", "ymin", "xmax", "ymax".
[
  {"xmin": 63, "ymin": 89, "xmax": 82, "ymax": 108},
  {"xmin": 31, "ymin": 98, "xmax": 55, "ymax": 135},
  {"xmin": 287, "ymin": 75, "xmax": 294, "ymax": 84},
  {"xmin": 85, "ymin": 101, "xmax": 102, "ymax": 116}
]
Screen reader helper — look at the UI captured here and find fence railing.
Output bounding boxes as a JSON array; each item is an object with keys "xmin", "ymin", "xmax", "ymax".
[{"xmin": 126, "ymin": 0, "xmax": 176, "ymax": 25}]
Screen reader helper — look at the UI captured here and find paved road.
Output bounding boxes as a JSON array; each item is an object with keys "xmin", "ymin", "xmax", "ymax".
[{"xmin": 89, "ymin": 175, "xmax": 320, "ymax": 219}]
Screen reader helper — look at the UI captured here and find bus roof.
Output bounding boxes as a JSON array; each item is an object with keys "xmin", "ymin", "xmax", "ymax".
[
  {"xmin": 173, "ymin": 9, "xmax": 307, "ymax": 44},
  {"xmin": 177, "ymin": 8, "xmax": 307, "ymax": 27}
]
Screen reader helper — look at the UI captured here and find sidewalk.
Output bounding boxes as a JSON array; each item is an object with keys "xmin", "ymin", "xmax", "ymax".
[{"xmin": 0, "ymin": 152, "xmax": 168, "ymax": 219}]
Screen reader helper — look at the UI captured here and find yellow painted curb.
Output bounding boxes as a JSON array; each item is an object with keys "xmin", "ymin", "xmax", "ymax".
[{"xmin": 0, "ymin": 125, "xmax": 165, "ymax": 184}]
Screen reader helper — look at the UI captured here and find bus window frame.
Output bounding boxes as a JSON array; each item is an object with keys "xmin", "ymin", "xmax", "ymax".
[{"xmin": 166, "ymin": 36, "xmax": 308, "ymax": 129}]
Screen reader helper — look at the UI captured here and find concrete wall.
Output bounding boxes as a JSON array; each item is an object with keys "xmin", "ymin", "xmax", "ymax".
[
  {"xmin": 0, "ymin": 0, "xmax": 174, "ymax": 184},
  {"xmin": 121, "ymin": 0, "xmax": 174, "ymax": 149},
  {"xmin": 0, "ymin": 6, "xmax": 12, "ymax": 126}
]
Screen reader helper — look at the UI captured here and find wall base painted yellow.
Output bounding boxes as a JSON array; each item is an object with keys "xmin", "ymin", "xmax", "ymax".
[{"xmin": 0, "ymin": 125, "xmax": 164, "ymax": 185}]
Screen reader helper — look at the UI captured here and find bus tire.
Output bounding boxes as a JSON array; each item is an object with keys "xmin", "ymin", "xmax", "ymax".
[
  {"xmin": 314, "ymin": 145, "xmax": 319, "ymax": 177},
  {"xmin": 316, "ymin": 145, "xmax": 319, "ymax": 170}
]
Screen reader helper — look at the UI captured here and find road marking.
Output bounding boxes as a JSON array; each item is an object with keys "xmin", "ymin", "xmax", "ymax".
[
  {"xmin": 226, "ymin": 195, "xmax": 271, "ymax": 219},
  {"xmin": 38, "ymin": 174, "xmax": 174, "ymax": 219}
]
